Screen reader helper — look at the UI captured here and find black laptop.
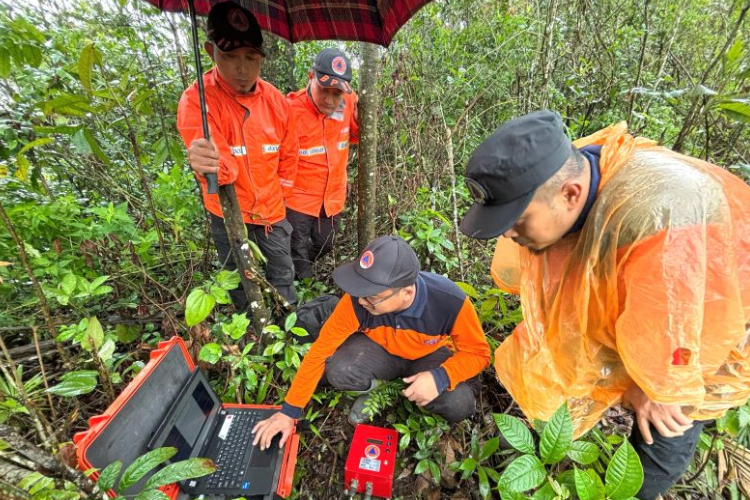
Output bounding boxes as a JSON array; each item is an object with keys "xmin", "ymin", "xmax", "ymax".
[{"xmin": 148, "ymin": 369, "xmax": 283, "ymax": 498}]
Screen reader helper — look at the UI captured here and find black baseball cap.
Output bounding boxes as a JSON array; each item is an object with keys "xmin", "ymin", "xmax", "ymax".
[
  {"xmin": 332, "ymin": 236, "xmax": 420, "ymax": 297},
  {"xmin": 206, "ymin": 2, "xmax": 266, "ymax": 56},
  {"xmin": 312, "ymin": 48, "xmax": 353, "ymax": 94},
  {"xmin": 459, "ymin": 110, "xmax": 572, "ymax": 239}
]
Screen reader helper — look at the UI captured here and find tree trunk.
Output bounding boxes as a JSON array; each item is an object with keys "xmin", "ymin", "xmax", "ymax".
[
  {"xmin": 216, "ymin": 185, "xmax": 272, "ymax": 346},
  {"xmin": 357, "ymin": 43, "xmax": 380, "ymax": 253}
]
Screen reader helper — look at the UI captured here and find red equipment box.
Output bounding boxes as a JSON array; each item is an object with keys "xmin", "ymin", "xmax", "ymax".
[
  {"xmin": 344, "ymin": 424, "xmax": 398, "ymax": 499},
  {"xmin": 73, "ymin": 336, "xmax": 298, "ymax": 500}
]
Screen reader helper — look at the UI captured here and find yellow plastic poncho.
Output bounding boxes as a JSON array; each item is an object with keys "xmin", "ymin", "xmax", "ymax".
[{"xmin": 491, "ymin": 122, "xmax": 750, "ymax": 437}]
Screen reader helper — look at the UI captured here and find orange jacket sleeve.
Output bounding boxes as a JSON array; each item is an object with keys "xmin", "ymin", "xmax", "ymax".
[
  {"xmin": 177, "ymin": 89, "xmax": 240, "ymax": 186},
  {"xmin": 284, "ymin": 294, "xmax": 360, "ymax": 409},
  {"xmin": 441, "ymin": 297, "xmax": 491, "ymax": 390},
  {"xmin": 277, "ymin": 98, "xmax": 298, "ymax": 198}
]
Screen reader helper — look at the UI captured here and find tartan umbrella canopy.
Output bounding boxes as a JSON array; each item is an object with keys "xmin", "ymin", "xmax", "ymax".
[
  {"xmin": 140, "ymin": 0, "xmax": 431, "ymax": 192},
  {"xmin": 144, "ymin": 0, "xmax": 432, "ymax": 47}
]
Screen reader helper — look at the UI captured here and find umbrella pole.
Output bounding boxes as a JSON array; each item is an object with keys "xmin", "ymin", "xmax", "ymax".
[{"xmin": 186, "ymin": 0, "xmax": 218, "ymax": 194}]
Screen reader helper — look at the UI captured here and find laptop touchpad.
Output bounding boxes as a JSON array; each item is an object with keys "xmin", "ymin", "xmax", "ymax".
[{"xmin": 250, "ymin": 434, "xmax": 280, "ymax": 468}]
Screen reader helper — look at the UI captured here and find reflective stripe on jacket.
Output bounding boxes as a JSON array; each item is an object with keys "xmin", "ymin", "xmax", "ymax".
[
  {"xmin": 283, "ymin": 88, "xmax": 359, "ymax": 217},
  {"xmin": 177, "ymin": 69, "xmax": 298, "ymax": 225}
]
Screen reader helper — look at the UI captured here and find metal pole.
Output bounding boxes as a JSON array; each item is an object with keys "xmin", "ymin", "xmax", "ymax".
[{"xmin": 186, "ymin": 0, "xmax": 219, "ymax": 194}]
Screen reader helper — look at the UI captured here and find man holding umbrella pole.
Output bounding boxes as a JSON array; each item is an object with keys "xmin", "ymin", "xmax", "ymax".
[{"xmin": 179, "ymin": 2, "xmax": 299, "ymax": 310}]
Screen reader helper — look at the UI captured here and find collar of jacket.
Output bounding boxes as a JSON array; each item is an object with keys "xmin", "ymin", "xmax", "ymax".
[
  {"xmin": 397, "ymin": 274, "xmax": 428, "ymax": 318},
  {"xmin": 210, "ymin": 68, "xmax": 261, "ymax": 104},
  {"xmin": 304, "ymin": 85, "xmax": 328, "ymax": 118}
]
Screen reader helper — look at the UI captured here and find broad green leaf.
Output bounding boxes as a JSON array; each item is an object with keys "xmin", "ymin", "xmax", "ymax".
[
  {"xmin": 78, "ymin": 43, "xmax": 96, "ymax": 93},
  {"xmin": 493, "ymin": 413, "xmax": 535, "ymax": 454},
  {"xmin": 290, "ymin": 326, "xmax": 308, "ymax": 337},
  {"xmin": 455, "ymin": 281, "xmax": 479, "ymax": 299},
  {"xmin": 263, "ymin": 341, "xmax": 284, "ymax": 357},
  {"xmin": 724, "ymin": 39, "xmax": 744, "ymax": 68},
  {"xmin": 215, "ymin": 270, "xmax": 240, "ymax": 290},
  {"xmin": 567, "ymin": 440, "xmax": 599, "ymax": 465},
  {"xmin": 209, "ymin": 285, "xmax": 231, "ymax": 305},
  {"xmin": 143, "ymin": 457, "xmax": 215, "ymax": 489},
  {"xmin": 115, "ymin": 324, "xmax": 141, "ymax": 344},
  {"xmin": 98, "ymin": 339, "xmax": 116, "ymax": 362},
  {"xmin": 134, "ymin": 489, "xmax": 171, "ymax": 500},
  {"xmin": 414, "ymin": 459, "xmax": 429, "ymax": 475},
  {"xmin": 498, "ymin": 484, "xmax": 529, "ymax": 500},
  {"xmin": 83, "ymin": 128, "xmax": 110, "ymax": 165},
  {"xmin": 15, "ymin": 154, "xmax": 30, "ymax": 181},
  {"xmin": 97, "ymin": 461, "xmax": 122, "ymax": 491},
  {"xmin": 47, "ymin": 371, "xmax": 97, "ymax": 397},
  {"xmin": 477, "ymin": 465, "xmax": 491, "ymax": 500},
  {"xmin": 41, "ymin": 93, "xmax": 93, "ymax": 116},
  {"xmin": 428, "ymin": 461, "xmax": 441, "ymax": 484},
  {"xmin": 185, "ymin": 288, "xmax": 216, "ymax": 326},
  {"xmin": 718, "ymin": 102, "xmax": 750, "ymax": 125},
  {"xmin": 60, "ymin": 273, "xmax": 77, "ymax": 296},
  {"xmin": 222, "ymin": 313, "xmax": 250, "ymax": 340},
  {"xmin": 540, "ymin": 404, "xmax": 573, "ymax": 464},
  {"xmin": 90, "ymin": 275, "xmax": 109, "ymax": 290},
  {"xmin": 574, "ymin": 467, "xmax": 605, "ymax": 500},
  {"xmin": 500, "ymin": 454, "xmax": 545, "ymax": 492},
  {"xmin": 604, "ymin": 441, "xmax": 643, "ymax": 500},
  {"xmin": 531, "ymin": 482, "xmax": 556, "ymax": 500},
  {"xmin": 0, "ymin": 48, "xmax": 10, "ymax": 78},
  {"xmin": 81, "ymin": 316, "xmax": 104, "ymax": 352},
  {"xmin": 118, "ymin": 447, "xmax": 177, "ymax": 491},
  {"xmin": 18, "ymin": 138, "xmax": 54, "ymax": 156},
  {"xmin": 31, "ymin": 490, "xmax": 80, "ymax": 500},
  {"xmin": 33, "ymin": 124, "xmax": 84, "ymax": 135},
  {"xmin": 480, "ymin": 437, "xmax": 500, "ymax": 461},
  {"xmin": 284, "ymin": 312, "xmax": 297, "ymax": 332},
  {"xmin": 199, "ymin": 343, "xmax": 222, "ymax": 364}
]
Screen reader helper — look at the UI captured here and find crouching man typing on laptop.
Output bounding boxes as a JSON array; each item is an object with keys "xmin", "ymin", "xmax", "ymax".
[{"xmin": 252, "ymin": 235, "xmax": 491, "ymax": 450}]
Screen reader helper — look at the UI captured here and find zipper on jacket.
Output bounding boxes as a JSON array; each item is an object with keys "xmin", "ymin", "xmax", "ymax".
[{"xmin": 239, "ymin": 105, "xmax": 262, "ymax": 220}]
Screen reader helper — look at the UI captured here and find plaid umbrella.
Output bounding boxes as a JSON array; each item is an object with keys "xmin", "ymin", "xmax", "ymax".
[
  {"xmin": 144, "ymin": 0, "xmax": 431, "ymax": 47},
  {"xmin": 141, "ymin": 0, "xmax": 430, "ymax": 192}
]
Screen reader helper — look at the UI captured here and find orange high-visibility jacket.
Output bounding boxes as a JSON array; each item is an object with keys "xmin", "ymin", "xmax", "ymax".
[
  {"xmin": 284, "ymin": 272, "xmax": 490, "ymax": 411},
  {"xmin": 177, "ymin": 69, "xmax": 298, "ymax": 225},
  {"xmin": 283, "ymin": 88, "xmax": 359, "ymax": 217},
  {"xmin": 491, "ymin": 122, "xmax": 750, "ymax": 437}
]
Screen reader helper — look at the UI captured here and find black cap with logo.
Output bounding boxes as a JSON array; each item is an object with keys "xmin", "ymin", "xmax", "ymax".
[
  {"xmin": 206, "ymin": 2, "xmax": 266, "ymax": 56},
  {"xmin": 332, "ymin": 236, "xmax": 420, "ymax": 297},
  {"xmin": 459, "ymin": 110, "xmax": 572, "ymax": 239},
  {"xmin": 312, "ymin": 48, "xmax": 353, "ymax": 94}
]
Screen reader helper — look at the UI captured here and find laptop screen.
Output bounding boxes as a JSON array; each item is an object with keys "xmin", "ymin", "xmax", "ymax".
[{"xmin": 149, "ymin": 370, "xmax": 221, "ymax": 461}]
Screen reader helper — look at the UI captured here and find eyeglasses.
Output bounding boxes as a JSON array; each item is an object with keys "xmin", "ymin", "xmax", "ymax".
[{"xmin": 362, "ymin": 288, "xmax": 400, "ymax": 308}]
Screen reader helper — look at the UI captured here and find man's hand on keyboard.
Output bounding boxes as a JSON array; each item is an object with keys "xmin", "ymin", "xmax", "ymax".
[{"xmin": 252, "ymin": 412, "xmax": 294, "ymax": 451}]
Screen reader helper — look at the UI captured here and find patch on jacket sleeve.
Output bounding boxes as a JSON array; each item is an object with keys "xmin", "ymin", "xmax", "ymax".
[
  {"xmin": 262, "ymin": 144, "xmax": 280, "ymax": 154},
  {"xmin": 230, "ymin": 146, "xmax": 247, "ymax": 156}
]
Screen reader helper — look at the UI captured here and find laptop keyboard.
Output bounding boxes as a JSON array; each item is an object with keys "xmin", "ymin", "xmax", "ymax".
[{"xmin": 206, "ymin": 410, "xmax": 264, "ymax": 490}]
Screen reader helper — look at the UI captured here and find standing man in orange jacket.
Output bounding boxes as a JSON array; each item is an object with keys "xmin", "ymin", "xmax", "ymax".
[
  {"xmin": 180, "ymin": 3, "xmax": 299, "ymax": 308},
  {"xmin": 285, "ymin": 48, "xmax": 359, "ymax": 279}
]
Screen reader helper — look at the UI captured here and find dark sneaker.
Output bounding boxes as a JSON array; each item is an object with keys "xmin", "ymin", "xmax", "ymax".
[{"xmin": 348, "ymin": 394, "xmax": 373, "ymax": 426}]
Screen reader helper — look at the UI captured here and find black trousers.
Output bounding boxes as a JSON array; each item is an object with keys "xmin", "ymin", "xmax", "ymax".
[
  {"xmin": 323, "ymin": 333, "xmax": 479, "ymax": 423},
  {"xmin": 286, "ymin": 207, "xmax": 341, "ymax": 280},
  {"xmin": 209, "ymin": 213, "xmax": 297, "ymax": 309},
  {"xmin": 631, "ymin": 419, "xmax": 706, "ymax": 500}
]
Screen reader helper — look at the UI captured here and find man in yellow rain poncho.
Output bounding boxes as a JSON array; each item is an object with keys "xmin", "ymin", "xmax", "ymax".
[{"xmin": 460, "ymin": 110, "xmax": 750, "ymax": 499}]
